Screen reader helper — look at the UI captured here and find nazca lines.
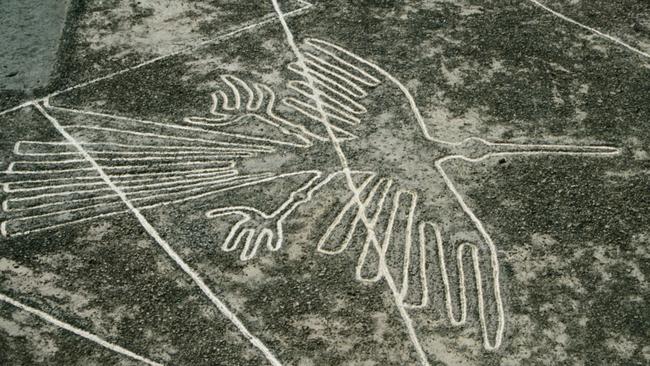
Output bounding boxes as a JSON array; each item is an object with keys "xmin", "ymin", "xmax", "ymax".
[
  {"xmin": 0, "ymin": 0, "xmax": 641, "ymax": 364},
  {"xmin": 1, "ymin": 32, "xmax": 620, "ymax": 365},
  {"xmin": 183, "ymin": 39, "xmax": 381, "ymax": 144},
  {"xmin": 1, "ymin": 137, "xmax": 272, "ymax": 237},
  {"xmin": 0, "ymin": 36, "xmax": 379, "ymax": 238}
]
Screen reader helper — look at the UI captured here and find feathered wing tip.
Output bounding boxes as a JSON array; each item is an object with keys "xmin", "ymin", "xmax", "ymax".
[
  {"xmin": 0, "ymin": 130, "xmax": 277, "ymax": 237},
  {"xmin": 277, "ymin": 37, "xmax": 389, "ymax": 143},
  {"xmin": 183, "ymin": 75, "xmax": 313, "ymax": 148}
]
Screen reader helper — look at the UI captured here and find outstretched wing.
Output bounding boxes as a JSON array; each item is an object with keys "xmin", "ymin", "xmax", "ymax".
[
  {"xmin": 281, "ymin": 38, "xmax": 389, "ymax": 141},
  {"xmin": 313, "ymin": 167, "xmax": 505, "ymax": 350},
  {"xmin": 184, "ymin": 75, "xmax": 313, "ymax": 148},
  {"xmin": 0, "ymin": 112, "xmax": 282, "ymax": 237},
  {"xmin": 4, "ymin": 70, "xmax": 356, "ymax": 237}
]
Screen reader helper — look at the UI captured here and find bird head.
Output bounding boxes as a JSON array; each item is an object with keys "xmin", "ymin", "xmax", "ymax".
[{"xmin": 450, "ymin": 136, "xmax": 620, "ymax": 161}]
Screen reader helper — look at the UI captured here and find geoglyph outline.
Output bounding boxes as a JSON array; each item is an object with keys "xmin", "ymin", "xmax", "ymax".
[{"xmin": 0, "ymin": 0, "xmax": 643, "ymax": 365}]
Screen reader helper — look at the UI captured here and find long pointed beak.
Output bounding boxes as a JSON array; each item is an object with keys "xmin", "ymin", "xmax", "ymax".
[{"xmin": 453, "ymin": 137, "xmax": 620, "ymax": 160}]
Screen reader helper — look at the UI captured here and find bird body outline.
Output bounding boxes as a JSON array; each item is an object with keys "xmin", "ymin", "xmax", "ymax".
[
  {"xmin": 0, "ymin": 37, "xmax": 620, "ymax": 357},
  {"xmin": 183, "ymin": 37, "xmax": 620, "ymax": 352}
]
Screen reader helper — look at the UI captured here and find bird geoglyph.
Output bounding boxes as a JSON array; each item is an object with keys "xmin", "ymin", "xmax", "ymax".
[
  {"xmin": 192, "ymin": 37, "xmax": 619, "ymax": 354},
  {"xmin": 0, "ymin": 36, "xmax": 619, "ymax": 360}
]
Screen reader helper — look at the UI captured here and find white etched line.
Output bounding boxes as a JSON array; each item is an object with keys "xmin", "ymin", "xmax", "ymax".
[
  {"xmin": 304, "ymin": 41, "xmax": 381, "ymax": 86},
  {"xmin": 61, "ymin": 124, "xmax": 271, "ymax": 152},
  {"xmin": 432, "ymin": 223, "xmax": 469, "ymax": 326},
  {"xmin": 402, "ymin": 222, "xmax": 429, "ymax": 310},
  {"xmin": 0, "ymin": 2, "xmax": 314, "ymax": 119},
  {"xmin": 4, "ymin": 173, "xmax": 240, "ymax": 212},
  {"xmin": 221, "ymin": 75, "xmax": 251, "ymax": 110},
  {"xmin": 90, "ymin": 156, "xmax": 246, "ymax": 162},
  {"xmin": 0, "ymin": 102, "xmax": 33, "ymax": 117},
  {"xmin": 4, "ymin": 175, "xmax": 262, "ymax": 218},
  {"xmin": 49, "ymin": 100, "xmax": 304, "ymax": 149},
  {"xmin": 431, "ymin": 147, "xmax": 619, "ymax": 350},
  {"xmin": 354, "ymin": 179, "xmax": 393, "ymax": 283},
  {"xmin": 10, "ymin": 158, "xmax": 91, "ymax": 165},
  {"xmin": 209, "ymin": 89, "xmax": 236, "ymax": 119},
  {"xmin": 11, "ymin": 156, "xmax": 242, "ymax": 164},
  {"xmin": 270, "ymin": 2, "xmax": 430, "ymax": 365},
  {"xmin": 4, "ymin": 176, "xmax": 244, "ymax": 215},
  {"xmin": 287, "ymin": 80, "xmax": 367, "ymax": 115},
  {"xmin": 316, "ymin": 175, "xmax": 378, "ymax": 255},
  {"xmin": 303, "ymin": 38, "xmax": 452, "ymax": 145},
  {"xmin": 3, "ymin": 177, "xmax": 245, "ymax": 229},
  {"xmin": 7, "ymin": 161, "xmax": 234, "ymax": 175},
  {"xmin": 250, "ymin": 83, "xmax": 268, "ymax": 112},
  {"xmin": 394, "ymin": 191, "xmax": 418, "ymax": 303},
  {"xmin": 32, "ymin": 102, "xmax": 283, "ymax": 366},
  {"xmin": 3, "ymin": 170, "xmax": 235, "ymax": 194},
  {"xmin": 206, "ymin": 170, "xmax": 332, "ymax": 259},
  {"xmin": 2, "ymin": 168, "xmax": 235, "ymax": 192},
  {"xmin": 16, "ymin": 151, "xmax": 254, "ymax": 158},
  {"xmin": 283, "ymin": 41, "xmax": 383, "ymax": 130},
  {"xmin": 250, "ymin": 82, "xmax": 324, "ymax": 145},
  {"xmin": 46, "ymin": 2, "xmax": 314, "ymax": 100},
  {"xmin": 527, "ymin": 0, "xmax": 650, "ymax": 59},
  {"xmin": 288, "ymin": 61, "xmax": 366, "ymax": 99},
  {"xmin": 2, "ymin": 174, "xmax": 275, "ymax": 237},
  {"xmin": 2, "ymin": 174, "xmax": 268, "ymax": 230},
  {"xmin": 14, "ymin": 141, "xmax": 255, "ymax": 155},
  {"xmin": 0, "ymin": 293, "xmax": 163, "ymax": 366},
  {"xmin": 184, "ymin": 75, "xmax": 313, "ymax": 148},
  {"xmin": 282, "ymin": 97, "xmax": 361, "ymax": 129}
]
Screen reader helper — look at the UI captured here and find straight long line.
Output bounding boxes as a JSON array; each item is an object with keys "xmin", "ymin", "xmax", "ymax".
[
  {"xmin": 47, "ymin": 2, "xmax": 313, "ymax": 100},
  {"xmin": 527, "ymin": 0, "xmax": 650, "ymax": 59},
  {"xmin": 0, "ymin": 102, "xmax": 33, "ymax": 117},
  {"xmin": 32, "ymin": 102, "xmax": 282, "ymax": 366},
  {"xmin": 0, "ymin": 1, "xmax": 314, "ymax": 118},
  {"xmin": 0, "ymin": 293, "xmax": 162, "ymax": 366},
  {"xmin": 269, "ymin": 1, "xmax": 431, "ymax": 365}
]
